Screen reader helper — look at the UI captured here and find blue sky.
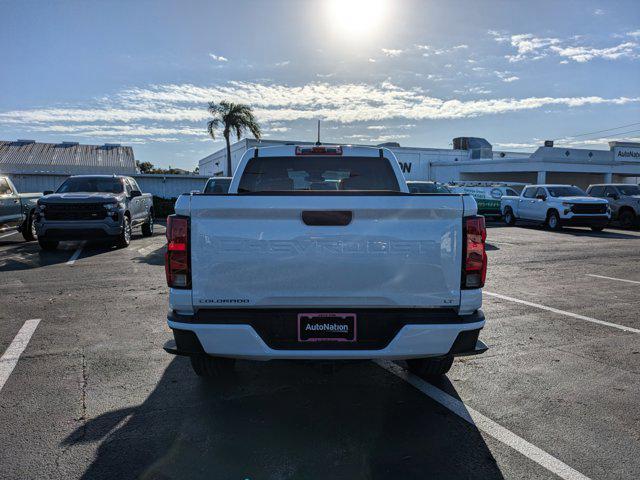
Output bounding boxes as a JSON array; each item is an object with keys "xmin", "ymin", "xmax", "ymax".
[{"xmin": 1, "ymin": 0, "xmax": 639, "ymax": 169}]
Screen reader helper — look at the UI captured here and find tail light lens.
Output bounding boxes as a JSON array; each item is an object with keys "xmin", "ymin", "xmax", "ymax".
[
  {"xmin": 462, "ymin": 216, "xmax": 487, "ymax": 289},
  {"xmin": 165, "ymin": 215, "xmax": 191, "ymax": 288}
]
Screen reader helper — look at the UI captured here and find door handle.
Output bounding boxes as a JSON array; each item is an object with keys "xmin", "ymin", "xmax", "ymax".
[
  {"xmin": 13, "ymin": 199, "xmax": 19, "ymax": 204},
  {"xmin": 302, "ymin": 210, "xmax": 352, "ymax": 226}
]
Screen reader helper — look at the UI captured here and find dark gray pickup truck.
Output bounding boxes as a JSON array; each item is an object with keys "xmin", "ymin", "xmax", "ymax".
[
  {"xmin": 0, "ymin": 175, "xmax": 41, "ymax": 241},
  {"xmin": 35, "ymin": 175, "xmax": 154, "ymax": 250}
]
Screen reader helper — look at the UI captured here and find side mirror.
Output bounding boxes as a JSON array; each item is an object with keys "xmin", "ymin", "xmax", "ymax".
[
  {"xmin": 536, "ymin": 194, "xmax": 547, "ymax": 201},
  {"xmin": 43, "ymin": 190, "xmax": 53, "ymax": 196},
  {"xmin": 130, "ymin": 190, "xmax": 142, "ymax": 198}
]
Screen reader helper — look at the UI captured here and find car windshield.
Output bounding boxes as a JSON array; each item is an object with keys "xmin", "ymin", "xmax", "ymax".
[
  {"xmin": 547, "ymin": 186, "xmax": 586, "ymax": 197},
  {"xmin": 618, "ymin": 185, "xmax": 640, "ymax": 195},
  {"xmin": 56, "ymin": 177, "xmax": 124, "ymax": 194},
  {"xmin": 408, "ymin": 182, "xmax": 451, "ymax": 193},
  {"xmin": 204, "ymin": 178, "xmax": 231, "ymax": 194},
  {"xmin": 237, "ymin": 156, "xmax": 400, "ymax": 192}
]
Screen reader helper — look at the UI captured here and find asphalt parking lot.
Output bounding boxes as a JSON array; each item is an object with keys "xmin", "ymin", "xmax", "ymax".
[{"xmin": 0, "ymin": 222, "xmax": 639, "ymax": 480}]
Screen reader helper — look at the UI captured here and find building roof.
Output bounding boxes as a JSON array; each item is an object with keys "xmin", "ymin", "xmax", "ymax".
[{"xmin": 0, "ymin": 140, "xmax": 136, "ymax": 175}]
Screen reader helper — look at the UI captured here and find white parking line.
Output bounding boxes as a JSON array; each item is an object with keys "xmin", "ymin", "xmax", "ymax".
[
  {"xmin": 586, "ymin": 274, "xmax": 640, "ymax": 285},
  {"xmin": 0, "ymin": 319, "xmax": 41, "ymax": 393},
  {"xmin": 66, "ymin": 242, "xmax": 85, "ymax": 266},
  {"xmin": 0, "ymin": 231, "xmax": 19, "ymax": 239},
  {"xmin": 485, "ymin": 291, "xmax": 640, "ymax": 334},
  {"xmin": 375, "ymin": 360, "xmax": 591, "ymax": 480}
]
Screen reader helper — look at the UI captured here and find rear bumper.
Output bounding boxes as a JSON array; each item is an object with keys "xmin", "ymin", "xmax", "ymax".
[
  {"xmin": 166, "ymin": 309, "xmax": 486, "ymax": 361},
  {"xmin": 560, "ymin": 215, "xmax": 609, "ymax": 227}
]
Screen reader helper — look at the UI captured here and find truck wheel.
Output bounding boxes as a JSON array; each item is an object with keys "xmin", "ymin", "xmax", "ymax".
[
  {"xmin": 38, "ymin": 238, "xmax": 58, "ymax": 250},
  {"xmin": 619, "ymin": 209, "xmax": 635, "ymax": 228},
  {"xmin": 115, "ymin": 215, "xmax": 132, "ymax": 248},
  {"xmin": 546, "ymin": 210, "xmax": 561, "ymax": 230},
  {"xmin": 141, "ymin": 213, "xmax": 154, "ymax": 237},
  {"xmin": 22, "ymin": 210, "xmax": 37, "ymax": 242},
  {"xmin": 503, "ymin": 209, "xmax": 516, "ymax": 226},
  {"xmin": 406, "ymin": 355, "xmax": 454, "ymax": 379},
  {"xmin": 190, "ymin": 355, "xmax": 235, "ymax": 378}
]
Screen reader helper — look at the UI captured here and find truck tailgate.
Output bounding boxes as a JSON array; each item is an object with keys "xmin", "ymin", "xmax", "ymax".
[{"xmin": 189, "ymin": 195, "xmax": 465, "ymax": 309}]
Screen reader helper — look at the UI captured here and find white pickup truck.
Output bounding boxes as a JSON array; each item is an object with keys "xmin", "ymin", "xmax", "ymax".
[
  {"xmin": 164, "ymin": 145, "xmax": 488, "ymax": 379},
  {"xmin": 501, "ymin": 184, "xmax": 610, "ymax": 231}
]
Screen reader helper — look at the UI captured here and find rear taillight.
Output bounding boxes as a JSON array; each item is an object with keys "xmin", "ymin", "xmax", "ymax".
[
  {"xmin": 462, "ymin": 215, "xmax": 487, "ymax": 289},
  {"xmin": 165, "ymin": 215, "xmax": 191, "ymax": 289}
]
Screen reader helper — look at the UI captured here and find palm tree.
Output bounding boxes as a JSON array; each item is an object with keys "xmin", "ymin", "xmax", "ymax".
[{"xmin": 207, "ymin": 101, "xmax": 261, "ymax": 176}]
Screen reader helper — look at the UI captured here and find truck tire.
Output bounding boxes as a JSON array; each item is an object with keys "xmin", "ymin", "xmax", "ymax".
[
  {"xmin": 115, "ymin": 215, "xmax": 132, "ymax": 248},
  {"xmin": 619, "ymin": 209, "xmax": 636, "ymax": 228},
  {"xmin": 38, "ymin": 238, "xmax": 58, "ymax": 250},
  {"xmin": 503, "ymin": 208, "xmax": 516, "ymax": 226},
  {"xmin": 546, "ymin": 210, "xmax": 561, "ymax": 230},
  {"xmin": 406, "ymin": 355, "xmax": 454, "ymax": 379},
  {"xmin": 141, "ymin": 212, "xmax": 154, "ymax": 237},
  {"xmin": 190, "ymin": 355, "xmax": 235, "ymax": 378},
  {"xmin": 22, "ymin": 210, "xmax": 37, "ymax": 242}
]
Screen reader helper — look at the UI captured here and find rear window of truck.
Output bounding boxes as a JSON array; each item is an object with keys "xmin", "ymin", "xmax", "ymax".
[{"xmin": 237, "ymin": 156, "xmax": 401, "ymax": 192}]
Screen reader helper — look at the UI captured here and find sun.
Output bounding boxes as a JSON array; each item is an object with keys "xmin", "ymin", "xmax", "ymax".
[{"xmin": 326, "ymin": 0, "xmax": 387, "ymax": 38}]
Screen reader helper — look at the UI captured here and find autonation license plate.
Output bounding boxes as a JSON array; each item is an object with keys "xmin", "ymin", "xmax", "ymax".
[{"xmin": 297, "ymin": 313, "xmax": 357, "ymax": 342}]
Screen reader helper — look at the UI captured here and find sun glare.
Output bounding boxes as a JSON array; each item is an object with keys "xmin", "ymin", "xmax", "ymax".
[{"xmin": 326, "ymin": 0, "xmax": 387, "ymax": 38}]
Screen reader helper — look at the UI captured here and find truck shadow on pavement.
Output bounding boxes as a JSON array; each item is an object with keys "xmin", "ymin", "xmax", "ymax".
[
  {"xmin": 0, "ymin": 242, "xmax": 111, "ymax": 272},
  {"xmin": 62, "ymin": 358, "xmax": 505, "ymax": 480}
]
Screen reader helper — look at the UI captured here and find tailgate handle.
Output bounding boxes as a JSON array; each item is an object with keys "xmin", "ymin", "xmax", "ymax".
[{"xmin": 302, "ymin": 210, "xmax": 352, "ymax": 226}]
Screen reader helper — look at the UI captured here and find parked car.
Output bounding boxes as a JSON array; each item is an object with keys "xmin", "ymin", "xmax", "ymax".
[
  {"xmin": 164, "ymin": 144, "xmax": 488, "ymax": 380},
  {"xmin": 203, "ymin": 177, "xmax": 232, "ymax": 194},
  {"xmin": 35, "ymin": 175, "xmax": 153, "ymax": 250},
  {"xmin": 406, "ymin": 181, "xmax": 451, "ymax": 194},
  {"xmin": 447, "ymin": 183, "xmax": 520, "ymax": 218},
  {"xmin": 0, "ymin": 175, "xmax": 41, "ymax": 241},
  {"xmin": 501, "ymin": 184, "xmax": 610, "ymax": 231},
  {"xmin": 586, "ymin": 183, "xmax": 640, "ymax": 228}
]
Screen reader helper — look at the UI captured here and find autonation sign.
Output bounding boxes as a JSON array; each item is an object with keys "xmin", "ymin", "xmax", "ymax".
[{"xmin": 614, "ymin": 146, "xmax": 640, "ymax": 161}]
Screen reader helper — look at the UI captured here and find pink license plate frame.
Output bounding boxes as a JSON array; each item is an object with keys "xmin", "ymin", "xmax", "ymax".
[{"xmin": 297, "ymin": 313, "xmax": 357, "ymax": 342}]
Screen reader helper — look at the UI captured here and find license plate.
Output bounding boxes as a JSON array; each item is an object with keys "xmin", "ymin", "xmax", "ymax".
[{"xmin": 297, "ymin": 313, "xmax": 357, "ymax": 342}]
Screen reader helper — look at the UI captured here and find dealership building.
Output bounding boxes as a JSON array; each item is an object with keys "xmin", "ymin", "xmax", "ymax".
[{"xmin": 198, "ymin": 137, "xmax": 640, "ymax": 189}]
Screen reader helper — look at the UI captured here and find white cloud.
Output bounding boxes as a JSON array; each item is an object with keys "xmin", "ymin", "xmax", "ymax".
[
  {"xmin": 505, "ymin": 34, "xmax": 561, "ymax": 62},
  {"xmin": 209, "ymin": 53, "xmax": 228, "ymax": 62},
  {"xmin": 494, "ymin": 70, "xmax": 520, "ymax": 82},
  {"xmin": 628, "ymin": 30, "xmax": 640, "ymax": 38},
  {"xmin": 2, "ymin": 82, "xmax": 638, "ymax": 142},
  {"xmin": 495, "ymin": 142, "xmax": 538, "ymax": 149},
  {"xmin": 593, "ymin": 8, "xmax": 605, "ymax": 15},
  {"xmin": 415, "ymin": 44, "xmax": 431, "ymax": 50},
  {"xmin": 496, "ymin": 32, "xmax": 640, "ymax": 63},
  {"xmin": 453, "ymin": 44, "xmax": 469, "ymax": 50},
  {"xmin": 368, "ymin": 58, "xmax": 376, "ymax": 63},
  {"xmin": 550, "ymin": 41, "xmax": 639, "ymax": 62},
  {"xmin": 367, "ymin": 125, "xmax": 386, "ymax": 130},
  {"xmin": 487, "ymin": 30, "xmax": 510, "ymax": 43},
  {"xmin": 274, "ymin": 60, "xmax": 290, "ymax": 67},
  {"xmin": 381, "ymin": 48, "xmax": 404, "ymax": 57}
]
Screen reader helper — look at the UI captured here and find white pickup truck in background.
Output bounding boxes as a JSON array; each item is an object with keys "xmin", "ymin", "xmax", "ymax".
[
  {"xmin": 164, "ymin": 145, "xmax": 488, "ymax": 380},
  {"xmin": 501, "ymin": 184, "xmax": 610, "ymax": 231}
]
